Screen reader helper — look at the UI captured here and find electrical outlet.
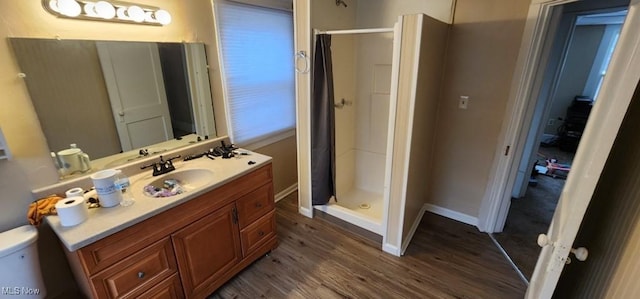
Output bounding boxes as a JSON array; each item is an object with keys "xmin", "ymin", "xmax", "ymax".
[{"xmin": 459, "ymin": 96, "xmax": 469, "ymax": 109}]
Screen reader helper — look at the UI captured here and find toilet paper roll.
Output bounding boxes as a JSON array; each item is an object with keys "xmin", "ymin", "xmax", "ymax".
[
  {"xmin": 65, "ymin": 187, "xmax": 84, "ymax": 198},
  {"xmin": 55, "ymin": 196, "xmax": 89, "ymax": 227}
]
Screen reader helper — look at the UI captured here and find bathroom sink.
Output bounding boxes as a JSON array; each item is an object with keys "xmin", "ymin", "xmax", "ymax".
[{"xmin": 141, "ymin": 168, "xmax": 214, "ymax": 198}]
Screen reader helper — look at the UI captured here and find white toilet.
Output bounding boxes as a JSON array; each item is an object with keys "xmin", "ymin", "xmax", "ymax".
[{"xmin": 0, "ymin": 225, "xmax": 46, "ymax": 298}]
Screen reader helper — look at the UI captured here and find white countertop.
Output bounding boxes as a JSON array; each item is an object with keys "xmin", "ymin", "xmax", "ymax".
[{"xmin": 45, "ymin": 150, "xmax": 272, "ymax": 252}]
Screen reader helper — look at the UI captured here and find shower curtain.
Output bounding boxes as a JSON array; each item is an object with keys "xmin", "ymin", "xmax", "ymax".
[{"xmin": 311, "ymin": 34, "xmax": 336, "ymax": 205}]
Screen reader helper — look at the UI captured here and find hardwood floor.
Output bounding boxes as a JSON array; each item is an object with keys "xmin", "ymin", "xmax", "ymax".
[{"xmin": 210, "ymin": 193, "xmax": 526, "ymax": 298}]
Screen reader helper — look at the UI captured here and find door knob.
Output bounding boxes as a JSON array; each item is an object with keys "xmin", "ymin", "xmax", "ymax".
[
  {"xmin": 571, "ymin": 247, "xmax": 588, "ymax": 261},
  {"xmin": 538, "ymin": 233, "xmax": 588, "ymax": 262},
  {"xmin": 537, "ymin": 233, "xmax": 554, "ymax": 247}
]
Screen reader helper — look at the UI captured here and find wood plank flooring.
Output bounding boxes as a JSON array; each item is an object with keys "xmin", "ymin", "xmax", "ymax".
[{"xmin": 210, "ymin": 193, "xmax": 526, "ymax": 298}]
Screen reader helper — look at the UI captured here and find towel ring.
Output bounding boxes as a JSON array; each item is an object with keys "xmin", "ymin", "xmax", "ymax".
[{"xmin": 295, "ymin": 51, "xmax": 310, "ymax": 74}]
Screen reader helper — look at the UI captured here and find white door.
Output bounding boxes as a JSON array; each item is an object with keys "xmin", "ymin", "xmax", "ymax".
[
  {"xmin": 97, "ymin": 42, "xmax": 174, "ymax": 152},
  {"xmin": 528, "ymin": 0, "xmax": 640, "ymax": 297},
  {"xmin": 184, "ymin": 43, "xmax": 217, "ymax": 138}
]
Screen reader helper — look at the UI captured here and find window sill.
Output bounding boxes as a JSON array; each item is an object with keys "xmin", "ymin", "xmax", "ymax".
[{"xmin": 241, "ymin": 129, "xmax": 296, "ymax": 151}]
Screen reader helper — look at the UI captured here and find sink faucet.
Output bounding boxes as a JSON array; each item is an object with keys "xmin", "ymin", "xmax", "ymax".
[
  {"xmin": 139, "ymin": 149, "xmax": 149, "ymax": 156},
  {"xmin": 141, "ymin": 155, "xmax": 181, "ymax": 176}
]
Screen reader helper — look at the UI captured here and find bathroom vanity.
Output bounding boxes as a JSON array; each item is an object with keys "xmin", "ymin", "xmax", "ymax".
[{"xmin": 42, "ymin": 149, "xmax": 277, "ymax": 299}]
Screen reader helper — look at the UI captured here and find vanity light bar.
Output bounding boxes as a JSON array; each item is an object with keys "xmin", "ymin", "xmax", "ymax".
[{"xmin": 43, "ymin": 0, "xmax": 172, "ymax": 26}]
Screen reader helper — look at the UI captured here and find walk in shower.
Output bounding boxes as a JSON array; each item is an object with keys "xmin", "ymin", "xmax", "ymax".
[
  {"xmin": 311, "ymin": 27, "xmax": 399, "ymax": 235},
  {"xmin": 299, "ymin": 11, "xmax": 450, "ymax": 255}
]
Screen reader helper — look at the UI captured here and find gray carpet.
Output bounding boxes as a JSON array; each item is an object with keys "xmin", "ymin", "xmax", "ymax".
[{"xmin": 493, "ymin": 146, "xmax": 572, "ymax": 279}]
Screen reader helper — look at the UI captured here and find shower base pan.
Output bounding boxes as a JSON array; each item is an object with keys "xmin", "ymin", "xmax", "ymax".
[{"xmin": 314, "ymin": 188, "xmax": 383, "ymax": 235}]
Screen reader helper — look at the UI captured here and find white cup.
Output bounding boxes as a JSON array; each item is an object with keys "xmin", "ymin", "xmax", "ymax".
[{"xmin": 90, "ymin": 169, "xmax": 122, "ymax": 208}]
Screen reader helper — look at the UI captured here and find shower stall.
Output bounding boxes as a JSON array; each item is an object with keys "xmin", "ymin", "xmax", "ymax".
[
  {"xmin": 296, "ymin": 11, "xmax": 450, "ymax": 255},
  {"xmin": 311, "ymin": 27, "xmax": 398, "ymax": 235}
]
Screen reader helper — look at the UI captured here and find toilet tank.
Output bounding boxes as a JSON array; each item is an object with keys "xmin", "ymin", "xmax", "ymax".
[{"xmin": 0, "ymin": 225, "xmax": 46, "ymax": 298}]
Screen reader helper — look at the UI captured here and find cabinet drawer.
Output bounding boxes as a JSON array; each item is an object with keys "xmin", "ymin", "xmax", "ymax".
[
  {"xmin": 240, "ymin": 211, "xmax": 276, "ymax": 257},
  {"xmin": 236, "ymin": 183, "xmax": 274, "ymax": 228},
  {"xmin": 135, "ymin": 273, "xmax": 184, "ymax": 299},
  {"xmin": 91, "ymin": 238, "xmax": 177, "ymax": 299}
]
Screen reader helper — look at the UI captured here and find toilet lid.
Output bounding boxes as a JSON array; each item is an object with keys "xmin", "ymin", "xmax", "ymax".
[{"xmin": 0, "ymin": 225, "xmax": 37, "ymax": 258}]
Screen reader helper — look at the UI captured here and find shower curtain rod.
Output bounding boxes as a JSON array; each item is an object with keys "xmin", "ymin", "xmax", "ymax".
[{"xmin": 315, "ymin": 28, "xmax": 394, "ymax": 35}]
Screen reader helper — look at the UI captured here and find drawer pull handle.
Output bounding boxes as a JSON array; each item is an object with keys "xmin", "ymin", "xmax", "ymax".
[
  {"xmin": 258, "ymin": 231, "xmax": 265, "ymax": 237},
  {"xmin": 255, "ymin": 203, "xmax": 262, "ymax": 208},
  {"xmin": 138, "ymin": 271, "xmax": 145, "ymax": 279}
]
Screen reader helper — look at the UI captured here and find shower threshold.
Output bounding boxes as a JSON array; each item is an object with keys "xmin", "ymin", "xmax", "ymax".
[{"xmin": 314, "ymin": 188, "xmax": 383, "ymax": 235}]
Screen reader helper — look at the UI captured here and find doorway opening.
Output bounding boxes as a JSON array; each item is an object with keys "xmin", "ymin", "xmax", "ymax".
[{"xmin": 492, "ymin": 5, "xmax": 628, "ymax": 281}]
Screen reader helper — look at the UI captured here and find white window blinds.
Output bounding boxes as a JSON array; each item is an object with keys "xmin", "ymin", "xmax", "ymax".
[{"xmin": 216, "ymin": 0, "xmax": 296, "ymax": 145}]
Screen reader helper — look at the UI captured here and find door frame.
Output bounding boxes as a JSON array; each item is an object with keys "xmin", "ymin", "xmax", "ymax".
[
  {"xmin": 476, "ymin": 0, "xmax": 640, "ymax": 296},
  {"xmin": 511, "ymin": 6, "xmax": 627, "ymax": 201},
  {"xmin": 478, "ymin": 0, "xmax": 639, "ymax": 233},
  {"xmin": 478, "ymin": 0, "xmax": 578, "ymax": 233}
]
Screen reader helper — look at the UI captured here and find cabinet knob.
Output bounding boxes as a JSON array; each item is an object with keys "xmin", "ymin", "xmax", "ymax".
[
  {"xmin": 255, "ymin": 202, "xmax": 262, "ymax": 208},
  {"xmin": 258, "ymin": 231, "xmax": 265, "ymax": 237},
  {"xmin": 137, "ymin": 271, "xmax": 145, "ymax": 279}
]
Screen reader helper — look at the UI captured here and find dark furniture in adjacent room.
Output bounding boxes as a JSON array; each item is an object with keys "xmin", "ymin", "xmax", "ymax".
[{"xmin": 558, "ymin": 96, "xmax": 593, "ymax": 152}]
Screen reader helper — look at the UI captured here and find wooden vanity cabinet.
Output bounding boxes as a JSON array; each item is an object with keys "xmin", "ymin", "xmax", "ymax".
[{"xmin": 64, "ymin": 164, "xmax": 277, "ymax": 299}]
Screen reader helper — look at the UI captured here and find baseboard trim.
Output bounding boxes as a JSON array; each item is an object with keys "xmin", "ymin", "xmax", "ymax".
[
  {"xmin": 298, "ymin": 205, "xmax": 313, "ymax": 218},
  {"xmin": 382, "ymin": 243, "xmax": 401, "ymax": 256},
  {"xmin": 424, "ymin": 203, "xmax": 479, "ymax": 227},
  {"xmin": 275, "ymin": 183, "xmax": 298, "ymax": 203},
  {"xmin": 400, "ymin": 204, "xmax": 428, "ymax": 255}
]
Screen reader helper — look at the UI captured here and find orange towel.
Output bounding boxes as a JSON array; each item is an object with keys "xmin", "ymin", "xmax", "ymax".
[{"xmin": 27, "ymin": 195, "xmax": 63, "ymax": 226}]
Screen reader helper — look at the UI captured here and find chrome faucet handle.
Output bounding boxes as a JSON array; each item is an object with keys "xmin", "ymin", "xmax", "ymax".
[
  {"xmin": 140, "ymin": 155, "xmax": 181, "ymax": 176},
  {"xmin": 164, "ymin": 155, "xmax": 180, "ymax": 170}
]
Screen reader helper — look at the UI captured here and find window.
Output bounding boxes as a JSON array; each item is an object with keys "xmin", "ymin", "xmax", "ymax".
[{"xmin": 216, "ymin": 0, "xmax": 296, "ymax": 146}]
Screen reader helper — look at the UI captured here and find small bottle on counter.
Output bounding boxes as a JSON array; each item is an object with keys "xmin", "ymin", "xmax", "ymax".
[{"xmin": 115, "ymin": 170, "xmax": 135, "ymax": 207}]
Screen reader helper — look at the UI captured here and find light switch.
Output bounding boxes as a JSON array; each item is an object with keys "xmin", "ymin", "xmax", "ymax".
[{"xmin": 459, "ymin": 96, "xmax": 469, "ymax": 109}]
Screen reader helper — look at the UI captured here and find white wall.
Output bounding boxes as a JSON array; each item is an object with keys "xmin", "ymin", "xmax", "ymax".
[
  {"xmin": 333, "ymin": 35, "xmax": 358, "ymax": 197},
  {"xmin": 544, "ymin": 25, "xmax": 605, "ymax": 135},
  {"xmin": 354, "ymin": 33, "xmax": 393, "ymax": 194}
]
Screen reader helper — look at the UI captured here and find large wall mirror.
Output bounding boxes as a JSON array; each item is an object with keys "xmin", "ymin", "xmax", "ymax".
[{"xmin": 9, "ymin": 38, "xmax": 217, "ymax": 176}]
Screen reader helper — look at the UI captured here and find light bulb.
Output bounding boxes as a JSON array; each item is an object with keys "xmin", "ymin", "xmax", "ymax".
[
  {"xmin": 95, "ymin": 1, "xmax": 116, "ymax": 19},
  {"xmin": 116, "ymin": 6, "xmax": 127, "ymax": 19},
  {"xmin": 56, "ymin": 0, "xmax": 81, "ymax": 17},
  {"xmin": 155, "ymin": 9, "xmax": 171, "ymax": 25},
  {"xmin": 127, "ymin": 5, "xmax": 145, "ymax": 22}
]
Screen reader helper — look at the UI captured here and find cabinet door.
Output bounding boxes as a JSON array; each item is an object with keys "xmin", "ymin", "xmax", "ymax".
[{"xmin": 171, "ymin": 202, "xmax": 241, "ymax": 298}]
